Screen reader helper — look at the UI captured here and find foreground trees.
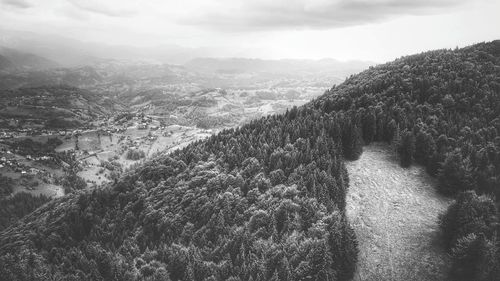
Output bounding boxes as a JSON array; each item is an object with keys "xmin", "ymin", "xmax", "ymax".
[
  {"xmin": 438, "ymin": 150, "xmax": 475, "ymax": 195},
  {"xmin": 0, "ymin": 107, "xmax": 359, "ymax": 280},
  {"xmin": 397, "ymin": 130, "xmax": 415, "ymax": 167},
  {"xmin": 440, "ymin": 191, "xmax": 499, "ymax": 281}
]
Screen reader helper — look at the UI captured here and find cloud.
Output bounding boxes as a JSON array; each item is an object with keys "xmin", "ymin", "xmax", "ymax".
[
  {"xmin": 1, "ymin": 0, "xmax": 32, "ymax": 9},
  {"xmin": 68, "ymin": 0, "xmax": 138, "ymax": 17},
  {"xmin": 181, "ymin": 0, "xmax": 467, "ymax": 31}
]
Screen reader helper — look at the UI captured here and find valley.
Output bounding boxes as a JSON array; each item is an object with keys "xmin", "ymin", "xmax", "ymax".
[{"xmin": 0, "ymin": 58, "xmax": 348, "ymax": 200}]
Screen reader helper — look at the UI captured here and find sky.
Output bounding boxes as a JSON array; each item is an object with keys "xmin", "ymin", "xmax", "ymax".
[{"xmin": 0, "ymin": 0, "xmax": 499, "ymax": 62}]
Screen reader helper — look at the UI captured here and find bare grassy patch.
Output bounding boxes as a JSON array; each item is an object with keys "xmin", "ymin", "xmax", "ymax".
[{"xmin": 346, "ymin": 143, "xmax": 451, "ymax": 281}]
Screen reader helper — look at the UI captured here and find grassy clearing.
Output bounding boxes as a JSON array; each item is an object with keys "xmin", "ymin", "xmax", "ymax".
[{"xmin": 346, "ymin": 143, "xmax": 451, "ymax": 281}]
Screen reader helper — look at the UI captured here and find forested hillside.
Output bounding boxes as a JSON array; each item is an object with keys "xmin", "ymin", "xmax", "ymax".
[
  {"xmin": 0, "ymin": 175, "xmax": 51, "ymax": 232},
  {"xmin": 312, "ymin": 40, "xmax": 500, "ymax": 280},
  {"xmin": 1, "ymin": 40, "xmax": 499, "ymax": 281},
  {"xmin": 0, "ymin": 85, "xmax": 123, "ymax": 129},
  {"xmin": 315, "ymin": 41, "xmax": 500, "ymax": 196},
  {"xmin": 0, "ymin": 106, "xmax": 360, "ymax": 279}
]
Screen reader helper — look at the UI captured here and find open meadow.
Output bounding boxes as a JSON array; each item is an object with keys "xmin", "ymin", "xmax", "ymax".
[{"xmin": 346, "ymin": 144, "xmax": 452, "ymax": 281}]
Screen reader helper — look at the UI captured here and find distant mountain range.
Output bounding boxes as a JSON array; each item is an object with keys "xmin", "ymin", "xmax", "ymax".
[
  {"xmin": 0, "ymin": 28, "xmax": 237, "ymax": 66},
  {"xmin": 185, "ymin": 57, "xmax": 371, "ymax": 75},
  {"xmin": 0, "ymin": 49, "xmax": 373, "ymax": 91},
  {"xmin": 0, "ymin": 28, "xmax": 375, "ymax": 68},
  {"xmin": 0, "ymin": 54, "xmax": 13, "ymax": 70},
  {"xmin": 0, "ymin": 47, "xmax": 58, "ymax": 71}
]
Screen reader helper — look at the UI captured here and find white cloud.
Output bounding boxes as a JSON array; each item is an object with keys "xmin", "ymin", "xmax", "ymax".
[
  {"xmin": 0, "ymin": 0, "xmax": 498, "ymax": 62},
  {"xmin": 67, "ymin": 0, "xmax": 139, "ymax": 17},
  {"xmin": 1, "ymin": 0, "xmax": 31, "ymax": 9},
  {"xmin": 180, "ymin": 0, "xmax": 469, "ymax": 31}
]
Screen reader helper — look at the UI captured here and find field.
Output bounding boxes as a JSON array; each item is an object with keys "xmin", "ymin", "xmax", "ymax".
[
  {"xmin": 346, "ymin": 144, "xmax": 452, "ymax": 281},
  {"xmin": 131, "ymin": 87, "xmax": 324, "ymax": 128},
  {"xmin": 54, "ymin": 125, "xmax": 213, "ymax": 181}
]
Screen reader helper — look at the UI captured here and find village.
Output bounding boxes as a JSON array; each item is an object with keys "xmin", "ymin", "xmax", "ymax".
[
  {"xmin": 0, "ymin": 86, "xmax": 321, "ymax": 199},
  {"xmin": 0, "ymin": 112, "xmax": 215, "ymax": 198}
]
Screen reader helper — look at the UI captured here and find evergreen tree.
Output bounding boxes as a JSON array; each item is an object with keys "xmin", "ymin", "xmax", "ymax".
[
  {"xmin": 397, "ymin": 130, "xmax": 415, "ymax": 167},
  {"xmin": 385, "ymin": 119, "xmax": 397, "ymax": 143},
  {"xmin": 438, "ymin": 150, "xmax": 476, "ymax": 195},
  {"xmin": 415, "ymin": 130, "xmax": 435, "ymax": 165},
  {"xmin": 362, "ymin": 108, "xmax": 377, "ymax": 144},
  {"xmin": 341, "ymin": 119, "xmax": 363, "ymax": 160}
]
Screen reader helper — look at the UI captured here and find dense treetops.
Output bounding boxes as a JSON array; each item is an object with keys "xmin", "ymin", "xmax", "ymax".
[
  {"xmin": 1, "ymin": 40, "xmax": 500, "ymax": 281},
  {"xmin": 439, "ymin": 190, "xmax": 499, "ymax": 280},
  {"xmin": 0, "ymin": 99, "xmax": 359, "ymax": 280},
  {"xmin": 0, "ymin": 85, "xmax": 124, "ymax": 129},
  {"xmin": 0, "ymin": 192, "xmax": 50, "ymax": 232},
  {"xmin": 0, "ymin": 175, "xmax": 50, "ymax": 232}
]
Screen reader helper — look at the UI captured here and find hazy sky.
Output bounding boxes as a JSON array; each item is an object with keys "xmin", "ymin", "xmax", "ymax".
[{"xmin": 1, "ymin": 0, "xmax": 499, "ymax": 62}]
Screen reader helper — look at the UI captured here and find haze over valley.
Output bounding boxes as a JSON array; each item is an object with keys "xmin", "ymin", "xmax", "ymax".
[{"xmin": 0, "ymin": 35, "xmax": 373, "ymax": 202}]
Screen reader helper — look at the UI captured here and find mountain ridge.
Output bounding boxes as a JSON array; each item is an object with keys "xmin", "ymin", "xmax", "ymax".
[
  {"xmin": 0, "ymin": 46, "xmax": 58, "ymax": 70},
  {"xmin": 0, "ymin": 85, "xmax": 125, "ymax": 129}
]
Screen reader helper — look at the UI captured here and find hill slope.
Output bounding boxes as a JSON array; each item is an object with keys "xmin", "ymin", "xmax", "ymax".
[
  {"xmin": 1, "ymin": 40, "xmax": 500, "ymax": 281},
  {"xmin": 0, "ymin": 54, "xmax": 14, "ymax": 70},
  {"xmin": 0, "ymin": 111, "xmax": 359, "ymax": 280},
  {"xmin": 0, "ymin": 85, "xmax": 124, "ymax": 129},
  {"xmin": 0, "ymin": 47, "xmax": 58, "ymax": 70}
]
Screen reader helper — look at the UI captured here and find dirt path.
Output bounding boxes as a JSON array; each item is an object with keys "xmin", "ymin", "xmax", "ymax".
[{"xmin": 346, "ymin": 144, "xmax": 451, "ymax": 281}]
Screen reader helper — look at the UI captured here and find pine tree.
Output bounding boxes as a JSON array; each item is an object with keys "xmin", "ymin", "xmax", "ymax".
[
  {"xmin": 415, "ymin": 130, "xmax": 435, "ymax": 165},
  {"xmin": 391, "ymin": 123, "xmax": 401, "ymax": 151},
  {"xmin": 362, "ymin": 109, "xmax": 376, "ymax": 144},
  {"xmin": 277, "ymin": 257, "xmax": 292, "ymax": 281},
  {"xmin": 438, "ymin": 150, "xmax": 476, "ymax": 195},
  {"xmin": 385, "ymin": 119, "xmax": 398, "ymax": 143},
  {"xmin": 342, "ymin": 119, "xmax": 363, "ymax": 161},
  {"xmin": 450, "ymin": 233, "xmax": 497, "ymax": 281},
  {"xmin": 397, "ymin": 130, "xmax": 415, "ymax": 167}
]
